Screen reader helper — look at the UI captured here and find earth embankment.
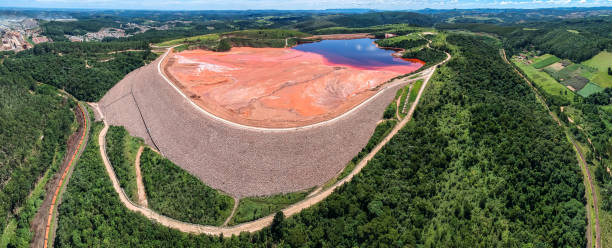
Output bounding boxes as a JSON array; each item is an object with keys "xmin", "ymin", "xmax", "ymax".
[{"xmin": 98, "ymin": 53, "xmax": 403, "ymax": 197}]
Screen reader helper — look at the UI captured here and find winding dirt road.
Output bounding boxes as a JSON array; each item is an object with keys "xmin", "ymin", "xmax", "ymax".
[
  {"xmin": 500, "ymin": 49, "xmax": 601, "ymax": 248},
  {"xmin": 92, "ymin": 45, "xmax": 451, "ymax": 236},
  {"xmin": 134, "ymin": 146, "xmax": 148, "ymax": 207}
]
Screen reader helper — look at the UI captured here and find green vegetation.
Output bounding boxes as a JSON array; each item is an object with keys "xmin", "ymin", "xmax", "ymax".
[
  {"xmin": 0, "ymin": 68, "xmax": 75, "ymax": 239},
  {"xmin": 312, "ymin": 24, "xmax": 428, "ymax": 38},
  {"xmin": 325, "ymin": 12, "xmax": 435, "ymax": 30},
  {"xmin": 402, "ymin": 47, "xmax": 446, "ymax": 65},
  {"xmin": 382, "ymin": 100, "xmax": 397, "ymax": 119},
  {"xmin": 375, "ymin": 34, "xmax": 427, "ymax": 51},
  {"xmin": 52, "ymin": 33, "xmax": 586, "ymax": 248},
  {"xmin": 322, "ymin": 119, "xmax": 397, "ymax": 189},
  {"xmin": 2, "ymin": 42, "xmax": 157, "ymax": 101},
  {"xmin": 513, "ymin": 57, "xmax": 574, "ymax": 104},
  {"xmin": 545, "ymin": 63, "xmax": 596, "ymax": 91},
  {"xmin": 225, "ymin": 29, "xmax": 308, "ymax": 39},
  {"xmin": 582, "ymin": 51, "xmax": 612, "ymax": 88},
  {"xmin": 577, "ymin": 82, "xmax": 604, "ymax": 98},
  {"xmin": 230, "ymin": 191, "xmax": 309, "ymax": 225},
  {"xmin": 0, "ymin": 219, "xmax": 16, "ymax": 248},
  {"xmin": 105, "ymin": 126, "xmax": 143, "ymax": 202},
  {"xmin": 140, "ymin": 148, "xmax": 234, "ymax": 226},
  {"xmin": 5, "ymin": 139, "xmax": 69, "ymax": 247},
  {"xmin": 398, "ymin": 85, "xmax": 411, "ymax": 118},
  {"xmin": 439, "ymin": 22, "xmax": 611, "ymax": 63},
  {"xmin": 155, "ymin": 33, "xmax": 220, "ymax": 47},
  {"xmin": 532, "ymin": 54, "xmax": 561, "ymax": 69},
  {"xmin": 408, "ymin": 79, "xmax": 424, "ymax": 103},
  {"xmin": 216, "ymin": 39, "xmax": 232, "ymax": 52},
  {"xmin": 158, "ymin": 29, "xmax": 312, "ymax": 51}
]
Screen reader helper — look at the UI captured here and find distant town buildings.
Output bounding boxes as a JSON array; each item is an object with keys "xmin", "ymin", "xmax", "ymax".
[
  {"xmin": 1, "ymin": 30, "xmax": 32, "ymax": 52},
  {"xmin": 0, "ymin": 18, "xmax": 49, "ymax": 52}
]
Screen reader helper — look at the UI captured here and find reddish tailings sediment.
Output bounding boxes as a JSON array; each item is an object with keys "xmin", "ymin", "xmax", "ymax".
[{"xmin": 163, "ymin": 47, "xmax": 423, "ymax": 128}]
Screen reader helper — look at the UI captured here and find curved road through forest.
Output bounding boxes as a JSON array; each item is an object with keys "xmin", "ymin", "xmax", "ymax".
[{"xmin": 92, "ymin": 45, "xmax": 451, "ymax": 236}]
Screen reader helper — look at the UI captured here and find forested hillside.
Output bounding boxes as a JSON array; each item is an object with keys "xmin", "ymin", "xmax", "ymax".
[
  {"xmin": 1, "ymin": 42, "xmax": 157, "ymax": 101},
  {"xmin": 54, "ymin": 34, "xmax": 585, "ymax": 247},
  {"xmin": 0, "ymin": 65, "xmax": 75, "ymax": 242},
  {"xmin": 437, "ymin": 19, "xmax": 612, "ymax": 62}
]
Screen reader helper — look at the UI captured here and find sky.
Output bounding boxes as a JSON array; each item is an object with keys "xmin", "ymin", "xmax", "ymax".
[{"xmin": 1, "ymin": 0, "xmax": 612, "ymax": 10}]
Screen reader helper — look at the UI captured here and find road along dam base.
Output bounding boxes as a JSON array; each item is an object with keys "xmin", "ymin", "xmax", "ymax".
[
  {"xmin": 97, "ymin": 41, "xmax": 422, "ymax": 197},
  {"xmin": 162, "ymin": 39, "xmax": 423, "ymax": 128}
]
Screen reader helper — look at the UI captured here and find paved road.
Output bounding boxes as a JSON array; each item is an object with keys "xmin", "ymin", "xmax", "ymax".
[{"xmin": 93, "ymin": 48, "xmax": 451, "ymax": 236}]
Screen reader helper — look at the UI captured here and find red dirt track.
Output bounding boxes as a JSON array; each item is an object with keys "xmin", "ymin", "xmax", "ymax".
[{"xmin": 163, "ymin": 47, "xmax": 422, "ymax": 128}]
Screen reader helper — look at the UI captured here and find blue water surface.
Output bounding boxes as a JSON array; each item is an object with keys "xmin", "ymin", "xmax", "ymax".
[{"xmin": 292, "ymin": 38, "xmax": 417, "ymax": 69}]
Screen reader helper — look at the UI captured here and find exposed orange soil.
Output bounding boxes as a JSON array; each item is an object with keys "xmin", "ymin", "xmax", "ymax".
[{"xmin": 163, "ymin": 47, "xmax": 422, "ymax": 128}]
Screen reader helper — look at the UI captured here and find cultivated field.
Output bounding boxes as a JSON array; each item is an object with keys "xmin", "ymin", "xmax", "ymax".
[
  {"xmin": 582, "ymin": 51, "xmax": 612, "ymax": 88},
  {"xmin": 513, "ymin": 57, "xmax": 574, "ymax": 102},
  {"xmin": 532, "ymin": 54, "xmax": 561, "ymax": 69},
  {"xmin": 578, "ymin": 82, "xmax": 604, "ymax": 98}
]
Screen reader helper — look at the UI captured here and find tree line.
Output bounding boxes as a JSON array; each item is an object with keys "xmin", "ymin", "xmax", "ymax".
[{"xmin": 54, "ymin": 33, "xmax": 586, "ymax": 247}]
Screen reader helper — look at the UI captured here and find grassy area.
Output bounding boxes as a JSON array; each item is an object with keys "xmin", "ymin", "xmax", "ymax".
[
  {"xmin": 375, "ymin": 33, "xmax": 426, "ymax": 50},
  {"xmin": 514, "ymin": 58, "xmax": 575, "ymax": 102},
  {"xmin": 602, "ymin": 208, "xmax": 612, "ymax": 248},
  {"xmin": 140, "ymin": 148, "xmax": 234, "ymax": 226},
  {"xmin": 155, "ymin": 33, "xmax": 220, "ymax": 47},
  {"xmin": 545, "ymin": 63, "xmax": 596, "ymax": 91},
  {"xmin": 532, "ymin": 54, "xmax": 561, "ymax": 69},
  {"xmin": 578, "ymin": 82, "xmax": 604, "ymax": 98},
  {"xmin": 582, "ymin": 51, "xmax": 612, "ymax": 88},
  {"xmin": 106, "ymin": 126, "xmax": 143, "ymax": 202},
  {"xmin": 229, "ymin": 191, "xmax": 309, "ymax": 225},
  {"xmin": 570, "ymin": 137, "xmax": 597, "ymax": 248},
  {"xmin": 590, "ymin": 159, "xmax": 612, "ymax": 248},
  {"xmin": 408, "ymin": 79, "xmax": 424, "ymax": 103},
  {"xmin": 398, "ymin": 85, "xmax": 411, "ymax": 118},
  {"xmin": 0, "ymin": 220, "xmax": 16, "ymax": 248}
]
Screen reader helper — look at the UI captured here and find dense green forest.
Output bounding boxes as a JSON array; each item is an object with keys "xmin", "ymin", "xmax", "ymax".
[
  {"xmin": 140, "ymin": 148, "xmax": 234, "ymax": 226},
  {"xmin": 402, "ymin": 47, "xmax": 446, "ymax": 65},
  {"xmin": 1, "ymin": 42, "xmax": 157, "ymax": 101},
  {"xmin": 0, "ymin": 67, "xmax": 75, "ymax": 240},
  {"xmin": 570, "ymin": 89, "xmax": 612, "ymax": 212},
  {"xmin": 54, "ymin": 33, "xmax": 585, "ymax": 247},
  {"xmin": 437, "ymin": 19, "xmax": 612, "ymax": 62},
  {"xmin": 105, "ymin": 126, "xmax": 143, "ymax": 202},
  {"xmin": 375, "ymin": 36, "xmax": 427, "ymax": 50}
]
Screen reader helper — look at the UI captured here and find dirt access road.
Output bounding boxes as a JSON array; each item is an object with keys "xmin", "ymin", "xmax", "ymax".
[
  {"xmin": 134, "ymin": 146, "xmax": 148, "ymax": 207},
  {"xmin": 93, "ymin": 46, "xmax": 450, "ymax": 236},
  {"xmin": 29, "ymin": 102, "xmax": 89, "ymax": 248},
  {"xmin": 501, "ymin": 49, "xmax": 601, "ymax": 248}
]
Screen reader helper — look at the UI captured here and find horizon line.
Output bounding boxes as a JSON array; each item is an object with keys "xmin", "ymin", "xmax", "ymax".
[{"xmin": 1, "ymin": 5, "xmax": 612, "ymax": 12}]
